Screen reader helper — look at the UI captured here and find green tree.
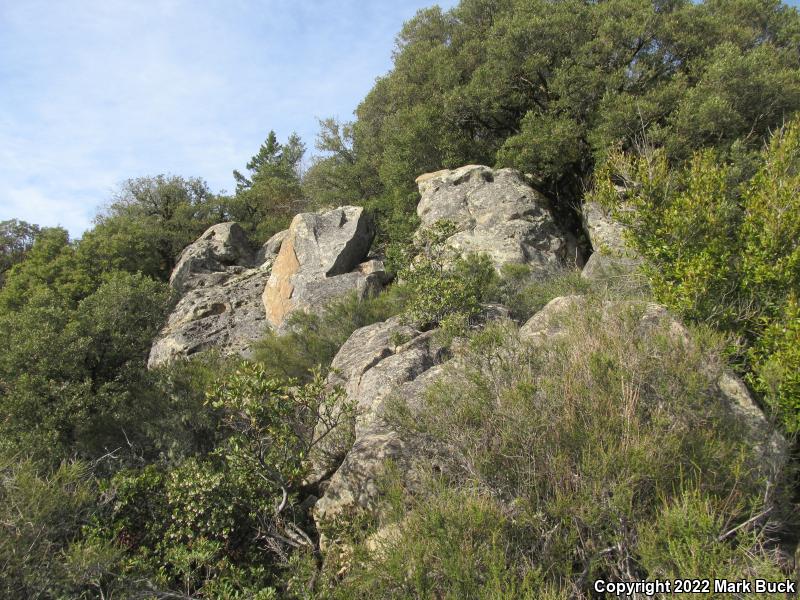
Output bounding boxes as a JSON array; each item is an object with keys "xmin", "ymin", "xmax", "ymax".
[
  {"xmin": 230, "ymin": 131, "xmax": 307, "ymax": 240},
  {"xmin": 0, "ymin": 219, "xmax": 41, "ymax": 285},
  {"xmin": 320, "ymin": 0, "xmax": 800, "ymax": 249},
  {"xmin": 0, "ymin": 227, "xmax": 92, "ymax": 312},
  {"xmin": 303, "ymin": 118, "xmax": 384, "ymax": 209},
  {"xmin": 591, "ymin": 117, "xmax": 800, "ymax": 432},
  {"xmin": 79, "ymin": 175, "xmax": 223, "ymax": 282},
  {"xmin": 0, "ymin": 271, "xmax": 172, "ymax": 462}
]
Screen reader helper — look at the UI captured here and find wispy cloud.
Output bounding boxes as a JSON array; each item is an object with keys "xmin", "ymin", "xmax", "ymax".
[{"xmin": 0, "ymin": 0, "xmax": 455, "ymax": 236}]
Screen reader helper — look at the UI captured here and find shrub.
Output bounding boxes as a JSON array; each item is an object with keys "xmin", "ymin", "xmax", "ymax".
[
  {"xmin": 0, "ymin": 454, "xmax": 121, "ymax": 599},
  {"xmin": 487, "ymin": 264, "xmax": 592, "ymax": 322},
  {"xmin": 749, "ymin": 298, "xmax": 800, "ymax": 434},
  {"xmin": 353, "ymin": 298, "xmax": 791, "ymax": 596},
  {"xmin": 591, "ymin": 118, "xmax": 800, "ymax": 432},
  {"xmin": 253, "ymin": 288, "xmax": 408, "ymax": 381},
  {"xmin": 398, "ymin": 220, "xmax": 497, "ymax": 330},
  {"xmin": 637, "ymin": 489, "xmax": 786, "ymax": 593},
  {"xmin": 96, "ymin": 364, "xmax": 351, "ymax": 597},
  {"xmin": 325, "ymin": 484, "xmax": 551, "ymax": 600}
]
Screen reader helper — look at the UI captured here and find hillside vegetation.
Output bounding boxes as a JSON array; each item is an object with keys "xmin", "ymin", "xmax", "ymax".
[{"xmin": 1, "ymin": 0, "xmax": 799, "ymax": 598}]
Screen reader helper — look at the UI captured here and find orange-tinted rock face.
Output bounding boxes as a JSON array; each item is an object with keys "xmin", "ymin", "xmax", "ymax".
[
  {"xmin": 263, "ymin": 234, "xmax": 300, "ymax": 327},
  {"xmin": 262, "ymin": 206, "xmax": 380, "ymax": 330}
]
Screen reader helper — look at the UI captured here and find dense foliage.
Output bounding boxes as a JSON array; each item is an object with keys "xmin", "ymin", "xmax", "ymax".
[
  {"xmin": 325, "ymin": 300, "xmax": 791, "ymax": 598},
  {"xmin": 307, "ymin": 0, "xmax": 800, "ymax": 257},
  {"xmin": 230, "ymin": 131, "xmax": 307, "ymax": 241},
  {"xmin": 591, "ymin": 118, "xmax": 800, "ymax": 432},
  {"xmin": 0, "ymin": 219, "xmax": 42, "ymax": 284}
]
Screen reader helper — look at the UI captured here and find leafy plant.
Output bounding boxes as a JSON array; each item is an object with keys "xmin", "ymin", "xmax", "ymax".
[
  {"xmin": 399, "ymin": 220, "xmax": 497, "ymax": 329},
  {"xmin": 591, "ymin": 118, "xmax": 800, "ymax": 431},
  {"xmin": 253, "ymin": 288, "xmax": 408, "ymax": 381},
  {"xmin": 351, "ymin": 296, "xmax": 791, "ymax": 597}
]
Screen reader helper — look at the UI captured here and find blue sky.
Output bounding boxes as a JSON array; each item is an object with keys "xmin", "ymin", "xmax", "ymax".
[
  {"xmin": 0, "ymin": 0, "xmax": 457, "ymax": 237},
  {"xmin": 3, "ymin": 1, "xmax": 799, "ymax": 237}
]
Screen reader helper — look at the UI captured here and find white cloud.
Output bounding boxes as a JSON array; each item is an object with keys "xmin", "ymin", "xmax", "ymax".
[{"xmin": 1, "ymin": 186, "xmax": 96, "ymax": 237}]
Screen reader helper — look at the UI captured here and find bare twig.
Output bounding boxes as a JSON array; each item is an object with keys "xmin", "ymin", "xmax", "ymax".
[{"xmin": 717, "ymin": 508, "xmax": 772, "ymax": 542}]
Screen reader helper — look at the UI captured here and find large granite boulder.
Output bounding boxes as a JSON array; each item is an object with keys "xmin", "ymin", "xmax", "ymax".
[
  {"xmin": 169, "ymin": 222, "xmax": 256, "ymax": 295},
  {"xmin": 305, "ymin": 317, "xmax": 418, "ymax": 483},
  {"xmin": 149, "ymin": 205, "xmax": 391, "ymax": 368},
  {"xmin": 148, "ymin": 264, "xmax": 274, "ymax": 368},
  {"xmin": 263, "ymin": 206, "xmax": 385, "ymax": 329},
  {"xmin": 581, "ymin": 202, "xmax": 630, "ymax": 256},
  {"xmin": 148, "ymin": 223, "xmax": 282, "ymax": 368},
  {"xmin": 415, "ymin": 165, "xmax": 578, "ymax": 273}
]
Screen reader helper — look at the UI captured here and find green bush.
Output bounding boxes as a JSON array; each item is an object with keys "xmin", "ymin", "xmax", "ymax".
[
  {"xmin": 749, "ymin": 298, "xmax": 800, "ymax": 433},
  {"xmin": 94, "ymin": 364, "xmax": 350, "ymax": 597},
  {"xmin": 638, "ymin": 489, "xmax": 786, "ymax": 596},
  {"xmin": 591, "ymin": 118, "xmax": 800, "ymax": 432},
  {"xmin": 254, "ymin": 288, "xmax": 408, "ymax": 380},
  {"xmin": 344, "ymin": 298, "xmax": 791, "ymax": 596},
  {"xmin": 487, "ymin": 264, "xmax": 592, "ymax": 322},
  {"xmin": 0, "ymin": 454, "xmax": 120, "ymax": 599},
  {"xmin": 398, "ymin": 220, "xmax": 497, "ymax": 330},
  {"xmin": 324, "ymin": 484, "xmax": 552, "ymax": 600}
]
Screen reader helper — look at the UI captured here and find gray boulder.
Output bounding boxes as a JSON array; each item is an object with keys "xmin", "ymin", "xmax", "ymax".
[
  {"xmin": 580, "ymin": 201, "xmax": 642, "ymax": 283},
  {"xmin": 581, "ymin": 201, "xmax": 631, "ymax": 256},
  {"xmin": 415, "ymin": 165, "xmax": 578, "ymax": 273},
  {"xmin": 148, "ymin": 263, "xmax": 272, "ymax": 368},
  {"xmin": 254, "ymin": 229, "xmax": 288, "ymax": 264},
  {"xmin": 263, "ymin": 206, "xmax": 384, "ymax": 329},
  {"xmin": 169, "ymin": 222, "xmax": 256, "ymax": 295},
  {"xmin": 149, "ymin": 223, "xmax": 276, "ymax": 368},
  {"xmin": 326, "ymin": 317, "xmax": 420, "ymax": 402},
  {"xmin": 307, "ymin": 317, "xmax": 440, "ymax": 483},
  {"xmin": 312, "ymin": 319, "xmax": 453, "ymax": 541},
  {"xmin": 149, "ymin": 205, "xmax": 391, "ymax": 368},
  {"xmin": 314, "ymin": 416, "xmax": 451, "ymax": 527}
]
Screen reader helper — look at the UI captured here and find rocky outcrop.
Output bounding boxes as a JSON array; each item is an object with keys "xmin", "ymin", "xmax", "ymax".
[
  {"xmin": 315, "ymin": 416, "xmax": 451, "ymax": 527},
  {"xmin": 312, "ymin": 318, "xmax": 453, "ymax": 534},
  {"xmin": 148, "ymin": 223, "xmax": 278, "ymax": 368},
  {"xmin": 149, "ymin": 265, "xmax": 273, "ymax": 368},
  {"xmin": 415, "ymin": 165, "xmax": 579, "ymax": 273},
  {"xmin": 263, "ymin": 206, "xmax": 385, "ymax": 330},
  {"xmin": 149, "ymin": 206, "xmax": 390, "ymax": 368},
  {"xmin": 580, "ymin": 201, "xmax": 641, "ymax": 283},
  {"xmin": 581, "ymin": 202, "xmax": 630, "ymax": 257},
  {"xmin": 255, "ymin": 229, "xmax": 289, "ymax": 265},
  {"xmin": 169, "ymin": 223, "xmax": 256, "ymax": 295},
  {"xmin": 520, "ymin": 296, "xmax": 787, "ymax": 476}
]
